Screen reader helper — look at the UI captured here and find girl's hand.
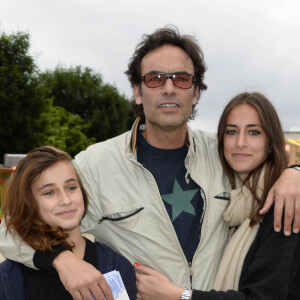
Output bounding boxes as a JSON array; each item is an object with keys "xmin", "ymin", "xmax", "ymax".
[{"xmin": 135, "ymin": 262, "xmax": 184, "ymax": 300}]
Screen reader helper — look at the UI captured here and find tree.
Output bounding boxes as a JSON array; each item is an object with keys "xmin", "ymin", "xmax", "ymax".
[
  {"xmin": 39, "ymin": 101, "xmax": 96, "ymax": 157},
  {"xmin": 0, "ymin": 32, "xmax": 134, "ymax": 164},
  {"xmin": 41, "ymin": 66, "xmax": 135, "ymax": 142},
  {"xmin": 0, "ymin": 32, "xmax": 48, "ymax": 162}
]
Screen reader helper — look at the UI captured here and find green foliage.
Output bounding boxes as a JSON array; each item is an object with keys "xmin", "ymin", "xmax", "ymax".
[
  {"xmin": 0, "ymin": 32, "xmax": 48, "ymax": 160},
  {"xmin": 0, "ymin": 31, "xmax": 134, "ymax": 163},
  {"xmin": 41, "ymin": 66, "xmax": 135, "ymax": 142},
  {"xmin": 39, "ymin": 101, "xmax": 95, "ymax": 157}
]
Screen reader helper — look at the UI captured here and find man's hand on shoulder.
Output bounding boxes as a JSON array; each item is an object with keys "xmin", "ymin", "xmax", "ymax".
[
  {"xmin": 53, "ymin": 251, "xmax": 113, "ymax": 300},
  {"xmin": 260, "ymin": 168, "xmax": 300, "ymax": 235}
]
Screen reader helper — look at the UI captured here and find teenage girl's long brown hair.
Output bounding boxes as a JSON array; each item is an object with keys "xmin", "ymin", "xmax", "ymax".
[
  {"xmin": 4, "ymin": 146, "xmax": 88, "ymax": 252},
  {"xmin": 218, "ymin": 92, "xmax": 288, "ymax": 226}
]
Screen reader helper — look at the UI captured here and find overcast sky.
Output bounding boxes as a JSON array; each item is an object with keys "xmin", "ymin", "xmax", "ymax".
[{"xmin": 1, "ymin": 0, "xmax": 300, "ymax": 132}]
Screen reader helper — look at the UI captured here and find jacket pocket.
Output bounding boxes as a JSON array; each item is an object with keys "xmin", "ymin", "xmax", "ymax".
[
  {"xmin": 98, "ymin": 207, "xmax": 144, "ymax": 224},
  {"xmin": 214, "ymin": 192, "xmax": 230, "ymax": 201}
]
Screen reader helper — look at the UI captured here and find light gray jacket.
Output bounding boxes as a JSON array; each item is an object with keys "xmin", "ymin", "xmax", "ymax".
[{"xmin": 0, "ymin": 119, "xmax": 231, "ymax": 290}]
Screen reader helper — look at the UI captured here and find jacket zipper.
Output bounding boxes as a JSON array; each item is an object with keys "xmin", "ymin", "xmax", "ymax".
[
  {"xmin": 139, "ymin": 164, "xmax": 192, "ymax": 281},
  {"xmin": 188, "ymin": 262, "xmax": 193, "ymax": 288},
  {"xmin": 186, "ymin": 167, "xmax": 207, "ymax": 288}
]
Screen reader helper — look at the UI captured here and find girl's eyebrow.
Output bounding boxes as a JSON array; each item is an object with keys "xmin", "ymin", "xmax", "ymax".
[
  {"xmin": 65, "ymin": 178, "xmax": 78, "ymax": 183},
  {"xmin": 38, "ymin": 178, "xmax": 78, "ymax": 191},
  {"xmin": 226, "ymin": 123, "xmax": 262, "ymax": 127},
  {"xmin": 38, "ymin": 183, "xmax": 54, "ymax": 191}
]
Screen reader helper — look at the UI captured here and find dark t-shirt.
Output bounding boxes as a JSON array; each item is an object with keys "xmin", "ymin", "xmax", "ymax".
[
  {"xmin": 137, "ymin": 130, "xmax": 204, "ymax": 262},
  {"xmin": 21, "ymin": 238, "xmax": 96, "ymax": 300}
]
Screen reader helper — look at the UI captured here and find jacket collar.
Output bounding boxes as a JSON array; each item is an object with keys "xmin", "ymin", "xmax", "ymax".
[{"xmin": 130, "ymin": 117, "xmax": 195, "ymax": 153}]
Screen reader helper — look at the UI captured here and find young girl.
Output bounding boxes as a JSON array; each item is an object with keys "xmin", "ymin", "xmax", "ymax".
[
  {"xmin": 135, "ymin": 92, "xmax": 300, "ymax": 299},
  {"xmin": 0, "ymin": 146, "xmax": 136, "ymax": 300}
]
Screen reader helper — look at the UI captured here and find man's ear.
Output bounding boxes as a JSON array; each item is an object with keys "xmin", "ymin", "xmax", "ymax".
[
  {"xmin": 192, "ymin": 87, "xmax": 200, "ymax": 105},
  {"xmin": 134, "ymin": 85, "xmax": 142, "ymax": 104}
]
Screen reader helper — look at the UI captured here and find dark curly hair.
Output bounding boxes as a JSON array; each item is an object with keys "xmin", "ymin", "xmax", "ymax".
[{"xmin": 125, "ymin": 25, "xmax": 207, "ymax": 120}]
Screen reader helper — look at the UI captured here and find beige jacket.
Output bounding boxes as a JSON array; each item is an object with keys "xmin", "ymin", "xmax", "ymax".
[{"xmin": 0, "ymin": 118, "xmax": 231, "ymax": 290}]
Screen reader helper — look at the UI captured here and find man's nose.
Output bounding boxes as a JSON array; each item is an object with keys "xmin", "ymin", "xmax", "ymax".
[{"xmin": 161, "ymin": 77, "xmax": 176, "ymax": 94}]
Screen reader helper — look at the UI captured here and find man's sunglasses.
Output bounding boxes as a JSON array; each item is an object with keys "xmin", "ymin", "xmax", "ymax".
[{"xmin": 141, "ymin": 72, "xmax": 196, "ymax": 89}]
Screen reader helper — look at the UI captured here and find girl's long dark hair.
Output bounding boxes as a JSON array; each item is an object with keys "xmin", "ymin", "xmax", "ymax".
[{"xmin": 218, "ymin": 92, "xmax": 288, "ymax": 226}]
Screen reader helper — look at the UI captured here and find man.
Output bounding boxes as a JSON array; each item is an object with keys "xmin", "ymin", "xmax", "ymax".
[{"xmin": 1, "ymin": 26, "xmax": 300, "ymax": 300}]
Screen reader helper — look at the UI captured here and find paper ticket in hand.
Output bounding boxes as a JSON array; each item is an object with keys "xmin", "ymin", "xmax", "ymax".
[{"xmin": 103, "ymin": 270, "xmax": 130, "ymax": 300}]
